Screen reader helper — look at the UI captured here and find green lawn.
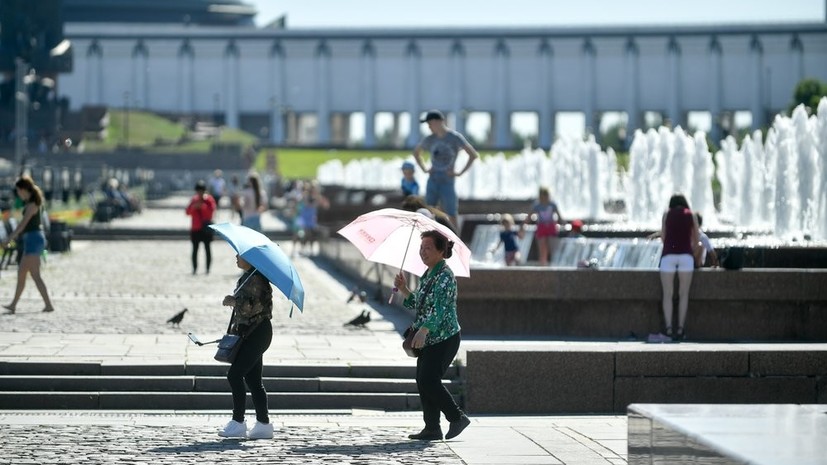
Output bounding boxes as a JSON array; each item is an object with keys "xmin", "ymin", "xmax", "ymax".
[
  {"xmin": 256, "ymin": 148, "xmax": 412, "ymax": 179},
  {"xmin": 82, "ymin": 110, "xmax": 258, "ymax": 153},
  {"xmin": 77, "ymin": 109, "xmax": 630, "ymax": 179}
]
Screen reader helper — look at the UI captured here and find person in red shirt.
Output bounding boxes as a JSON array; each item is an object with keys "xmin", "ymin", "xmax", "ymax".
[
  {"xmin": 185, "ymin": 180, "xmax": 217, "ymax": 275},
  {"xmin": 659, "ymin": 193, "xmax": 699, "ymax": 340}
]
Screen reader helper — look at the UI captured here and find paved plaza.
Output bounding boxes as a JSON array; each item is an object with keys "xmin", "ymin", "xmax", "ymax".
[{"xmin": 0, "ymin": 197, "xmax": 628, "ymax": 464}]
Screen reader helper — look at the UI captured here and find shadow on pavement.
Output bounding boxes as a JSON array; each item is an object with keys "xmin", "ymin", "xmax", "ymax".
[{"xmin": 148, "ymin": 439, "xmax": 252, "ymax": 454}]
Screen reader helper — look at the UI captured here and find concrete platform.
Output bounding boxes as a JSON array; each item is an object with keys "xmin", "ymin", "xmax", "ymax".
[{"xmin": 627, "ymin": 404, "xmax": 827, "ymax": 465}]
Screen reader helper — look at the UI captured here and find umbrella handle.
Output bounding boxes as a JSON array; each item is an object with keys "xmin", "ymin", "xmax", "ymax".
[{"xmin": 390, "ymin": 224, "xmax": 416, "ymax": 304}]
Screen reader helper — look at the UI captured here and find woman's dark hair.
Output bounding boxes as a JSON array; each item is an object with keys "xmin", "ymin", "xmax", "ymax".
[
  {"xmin": 668, "ymin": 193, "xmax": 690, "ymax": 209},
  {"xmin": 15, "ymin": 175, "xmax": 44, "ymax": 206},
  {"xmin": 248, "ymin": 173, "xmax": 262, "ymax": 208},
  {"xmin": 421, "ymin": 230, "xmax": 454, "ymax": 259}
]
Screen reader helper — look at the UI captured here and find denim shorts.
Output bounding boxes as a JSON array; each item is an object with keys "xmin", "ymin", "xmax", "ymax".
[
  {"xmin": 21, "ymin": 230, "xmax": 46, "ymax": 256},
  {"xmin": 425, "ymin": 173, "xmax": 458, "ymax": 217}
]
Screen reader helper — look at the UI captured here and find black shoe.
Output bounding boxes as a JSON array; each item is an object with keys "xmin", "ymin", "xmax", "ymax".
[
  {"xmin": 445, "ymin": 415, "xmax": 471, "ymax": 440},
  {"xmin": 408, "ymin": 428, "xmax": 443, "ymax": 441}
]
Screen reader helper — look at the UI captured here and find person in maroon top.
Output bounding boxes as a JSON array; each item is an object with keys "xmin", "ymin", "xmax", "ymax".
[
  {"xmin": 185, "ymin": 180, "xmax": 217, "ymax": 275},
  {"xmin": 659, "ymin": 193, "xmax": 699, "ymax": 340}
]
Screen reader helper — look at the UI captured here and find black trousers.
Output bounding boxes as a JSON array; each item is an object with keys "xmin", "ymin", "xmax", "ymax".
[
  {"xmin": 416, "ymin": 332, "xmax": 462, "ymax": 430},
  {"xmin": 227, "ymin": 319, "xmax": 272, "ymax": 424},
  {"xmin": 190, "ymin": 229, "xmax": 212, "ymax": 273}
]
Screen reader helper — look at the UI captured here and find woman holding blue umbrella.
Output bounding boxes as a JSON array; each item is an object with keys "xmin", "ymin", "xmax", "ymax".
[{"xmin": 217, "ymin": 254, "xmax": 274, "ymax": 440}]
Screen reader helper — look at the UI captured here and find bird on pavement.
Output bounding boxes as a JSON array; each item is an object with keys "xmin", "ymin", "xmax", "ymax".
[
  {"xmin": 344, "ymin": 310, "xmax": 370, "ymax": 327},
  {"xmin": 167, "ymin": 308, "xmax": 188, "ymax": 327},
  {"xmin": 346, "ymin": 288, "xmax": 368, "ymax": 304}
]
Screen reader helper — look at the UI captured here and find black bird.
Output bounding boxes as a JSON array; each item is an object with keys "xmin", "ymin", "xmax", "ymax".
[
  {"xmin": 167, "ymin": 308, "xmax": 188, "ymax": 327},
  {"xmin": 346, "ymin": 288, "xmax": 368, "ymax": 304},
  {"xmin": 344, "ymin": 310, "xmax": 370, "ymax": 327}
]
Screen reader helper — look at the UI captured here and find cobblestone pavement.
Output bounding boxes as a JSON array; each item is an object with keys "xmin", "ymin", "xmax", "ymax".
[{"xmin": 0, "ymin": 411, "xmax": 628, "ymax": 465}]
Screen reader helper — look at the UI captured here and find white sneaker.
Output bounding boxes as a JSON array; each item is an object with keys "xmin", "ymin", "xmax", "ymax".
[
  {"xmin": 248, "ymin": 421, "xmax": 274, "ymax": 440},
  {"xmin": 218, "ymin": 419, "xmax": 247, "ymax": 438}
]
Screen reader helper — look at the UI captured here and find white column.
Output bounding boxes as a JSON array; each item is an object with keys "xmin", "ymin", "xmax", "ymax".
[
  {"xmin": 315, "ymin": 40, "xmax": 331, "ymax": 144},
  {"xmin": 224, "ymin": 41, "xmax": 240, "ymax": 129},
  {"xmin": 405, "ymin": 41, "xmax": 421, "ymax": 148},
  {"xmin": 790, "ymin": 35, "xmax": 804, "ymax": 91},
  {"xmin": 750, "ymin": 35, "xmax": 765, "ymax": 129},
  {"xmin": 624, "ymin": 38, "xmax": 640, "ymax": 148},
  {"xmin": 708, "ymin": 37, "xmax": 723, "ymax": 143},
  {"xmin": 583, "ymin": 39, "xmax": 596, "ymax": 137},
  {"xmin": 667, "ymin": 37, "xmax": 683, "ymax": 128},
  {"xmin": 538, "ymin": 39, "xmax": 553, "ymax": 149},
  {"xmin": 450, "ymin": 40, "xmax": 466, "ymax": 135},
  {"xmin": 178, "ymin": 40, "xmax": 194, "ymax": 114},
  {"xmin": 270, "ymin": 41, "xmax": 285, "ymax": 144},
  {"xmin": 362, "ymin": 40, "xmax": 376, "ymax": 147},
  {"xmin": 494, "ymin": 40, "xmax": 511, "ymax": 148},
  {"xmin": 131, "ymin": 41, "xmax": 148, "ymax": 108},
  {"xmin": 86, "ymin": 41, "xmax": 103, "ymax": 104}
]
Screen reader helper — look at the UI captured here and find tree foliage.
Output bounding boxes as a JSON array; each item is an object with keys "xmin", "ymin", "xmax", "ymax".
[{"xmin": 790, "ymin": 78, "xmax": 827, "ymax": 114}]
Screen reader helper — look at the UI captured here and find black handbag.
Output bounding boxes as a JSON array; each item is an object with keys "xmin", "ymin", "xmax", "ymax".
[
  {"xmin": 214, "ymin": 308, "xmax": 242, "ymax": 363},
  {"xmin": 402, "ymin": 326, "xmax": 420, "ymax": 358},
  {"xmin": 214, "ymin": 333, "xmax": 242, "ymax": 363}
]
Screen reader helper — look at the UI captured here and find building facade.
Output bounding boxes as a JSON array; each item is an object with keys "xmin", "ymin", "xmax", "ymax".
[{"xmin": 61, "ymin": 22, "xmax": 827, "ymax": 148}]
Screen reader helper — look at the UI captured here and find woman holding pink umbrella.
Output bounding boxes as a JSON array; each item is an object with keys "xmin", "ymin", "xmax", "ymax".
[{"xmin": 393, "ymin": 230, "xmax": 470, "ymax": 441}]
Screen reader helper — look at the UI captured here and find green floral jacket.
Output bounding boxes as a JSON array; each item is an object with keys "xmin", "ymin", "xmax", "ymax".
[
  {"xmin": 402, "ymin": 260, "xmax": 460, "ymax": 346},
  {"xmin": 230, "ymin": 269, "xmax": 273, "ymax": 334}
]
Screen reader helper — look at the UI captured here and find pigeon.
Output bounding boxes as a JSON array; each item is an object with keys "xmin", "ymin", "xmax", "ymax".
[
  {"xmin": 167, "ymin": 308, "xmax": 188, "ymax": 327},
  {"xmin": 344, "ymin": 310, "xmax": 371, "ymax": 327},
  {"xmin": 346, "ymin": 289, "xmax": 368, "ymax": 304}
]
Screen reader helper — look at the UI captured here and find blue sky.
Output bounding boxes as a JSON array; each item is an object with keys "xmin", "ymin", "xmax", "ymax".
[{"xmin": 247, "ymin": 0, "xmax": 824, "ymax": 28}]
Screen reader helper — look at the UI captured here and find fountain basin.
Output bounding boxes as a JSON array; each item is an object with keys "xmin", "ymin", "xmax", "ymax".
[{"xmin": 320, "ymin": 238, "xmax": 827, "ymax": 342}]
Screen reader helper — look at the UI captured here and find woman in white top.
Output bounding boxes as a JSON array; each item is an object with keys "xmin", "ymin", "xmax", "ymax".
[{"xmin": 240, "ymin": 173, "xmax": 267, "ymax": 232}]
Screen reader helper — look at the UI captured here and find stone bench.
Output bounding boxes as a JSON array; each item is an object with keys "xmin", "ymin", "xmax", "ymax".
[
  {"xmin": 465, "ymin": 346, "xmax": 827, "ymax": 413},
  {"xmin": 457, "ymin": 268, "xmax": 827, "ymax": 341}
]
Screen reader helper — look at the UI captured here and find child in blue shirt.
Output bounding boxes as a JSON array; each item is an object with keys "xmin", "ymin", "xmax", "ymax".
[
  {"xmin": 490, "ymin": 213, "xmax": 522, "ymax": 266},
  {"xmin": 401, "ymin": 161, "xmax": 420, "ymax": 196}
]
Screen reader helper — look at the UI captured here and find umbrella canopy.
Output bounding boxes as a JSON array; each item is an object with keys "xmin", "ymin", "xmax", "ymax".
[
  {"xmin": 209, "ymin": 222, "xmax": 305, "ymax": 313},
  {"xmin": 336, "ymin": 208, "xmax": 471, "ymax": 278}
]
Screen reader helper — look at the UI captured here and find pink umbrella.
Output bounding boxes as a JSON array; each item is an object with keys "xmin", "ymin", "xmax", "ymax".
[{"xmin": 337, "ymin": 208, "xmax": 471, "ymax": 279}]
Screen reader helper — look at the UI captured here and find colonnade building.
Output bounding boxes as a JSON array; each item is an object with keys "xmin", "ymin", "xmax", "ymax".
[{"xmin": 61, "ymin": 19, "xmax": 827, "ymax": 149}]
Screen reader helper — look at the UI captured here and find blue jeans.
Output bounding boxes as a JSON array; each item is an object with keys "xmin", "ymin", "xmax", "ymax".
[
  {"xmin": 425, "ymin": 173, "xmax": 458, "ymax": 217},
  {"xmin": 22, "ymin": 231, "xmax": 46, "ymax": 256}
]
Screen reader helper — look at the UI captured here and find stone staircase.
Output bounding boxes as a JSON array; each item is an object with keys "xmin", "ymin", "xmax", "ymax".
[{"xmin": 0, "ymin": 361, "xmax": 463, "ymax": 411}]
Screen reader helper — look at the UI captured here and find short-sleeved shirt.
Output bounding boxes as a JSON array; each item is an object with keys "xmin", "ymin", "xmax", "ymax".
[
  {"xmin": 401, "ymin": 178, "xmax": 420, "ymax": 196},
  {"xmin": 419, "ymin": 130, "xmax": 470, "ymax": 173},
  {"xmin": 500, "ymin": 230, "xmax": 519, "ymax": 252}
]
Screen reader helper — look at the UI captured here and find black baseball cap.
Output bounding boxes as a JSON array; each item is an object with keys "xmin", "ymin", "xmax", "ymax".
[{"xmin": 420, "ymin": 110, "xmax": 444, "ymax": 123}]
